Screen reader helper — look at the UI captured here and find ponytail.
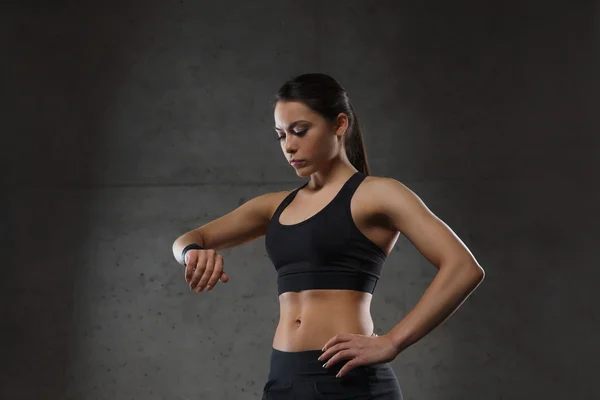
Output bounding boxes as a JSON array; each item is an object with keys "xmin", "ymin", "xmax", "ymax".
[{"xmin": 345, "ymin": 106, "xmax": 371, "ymax": 176}]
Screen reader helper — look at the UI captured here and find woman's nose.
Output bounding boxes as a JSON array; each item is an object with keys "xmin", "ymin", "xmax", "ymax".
[{"xmin": 284, "ymin": 138, "xmax": 297, "ymax": 153}]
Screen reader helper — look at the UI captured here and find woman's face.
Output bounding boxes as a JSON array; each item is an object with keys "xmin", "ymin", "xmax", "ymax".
[{"xmin": 273, "ymin": 100, "xmax": 348, "ymax": 177}]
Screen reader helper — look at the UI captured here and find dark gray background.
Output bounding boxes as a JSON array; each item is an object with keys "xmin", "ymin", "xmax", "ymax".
[{"xmin": 2, "ymin": 1, "xmax": 598, "ymax": 399}]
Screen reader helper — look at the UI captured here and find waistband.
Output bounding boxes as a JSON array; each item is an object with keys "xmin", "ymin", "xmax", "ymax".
[
  {"xmin": 267, "ymin": 346, "xmax": 394, "ymax": 382},
  {"xmin": 278, "ymin": 271, "xmax": 377, "ymax": 295},
  {"xmin": 268, "ymin": 347, "xmax": 341, "ymax": 380}
]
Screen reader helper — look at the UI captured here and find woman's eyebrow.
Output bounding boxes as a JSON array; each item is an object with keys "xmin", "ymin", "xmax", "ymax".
[{"xmin": 274, "ymin": 120, "xmax": 310, "ymax": 131}]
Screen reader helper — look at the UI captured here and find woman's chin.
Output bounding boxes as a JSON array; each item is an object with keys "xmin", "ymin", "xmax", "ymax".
[
  {"xmin": 297, "ymin": 170, "xmax": 312, "ymax": 179},
  {"xmin": 292, "ymin": 163, "xmax": 311, "ymax": 177}
]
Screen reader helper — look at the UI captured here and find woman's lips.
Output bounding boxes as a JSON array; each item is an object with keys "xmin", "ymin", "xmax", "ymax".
[{"xmin": 290, "ymin": 160, "xmax": 305, "ymax": 167}]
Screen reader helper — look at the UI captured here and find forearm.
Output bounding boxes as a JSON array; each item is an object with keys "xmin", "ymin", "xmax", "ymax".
[
  {"xmin": 386, "ymin": 262, "xmax": 484, "ymax": 353},
  {"xmin": 172, "ymin": 231, "xmax": 206, "ymax": 266}
]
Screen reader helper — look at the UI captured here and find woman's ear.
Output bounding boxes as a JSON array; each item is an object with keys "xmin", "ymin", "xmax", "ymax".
[{"xmin": 335, "ymin": 113, "xmax": 349, "ymax": 138}]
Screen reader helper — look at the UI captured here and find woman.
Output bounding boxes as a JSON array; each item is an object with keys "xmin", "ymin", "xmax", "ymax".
[{"xmin": 172, "ymin": 73, "xmax": 485, "ymax": 399}]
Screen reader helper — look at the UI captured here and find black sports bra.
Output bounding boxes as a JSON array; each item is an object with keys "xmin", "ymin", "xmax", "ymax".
[{"xmin": 265, "ymin": 172, "xmax": 388, "ymax": 295}]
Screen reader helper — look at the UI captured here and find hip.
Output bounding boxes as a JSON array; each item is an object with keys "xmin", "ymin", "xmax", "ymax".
[{"xmin": 262, "ymin": 347, "xmax": 403, "ymax": 399}]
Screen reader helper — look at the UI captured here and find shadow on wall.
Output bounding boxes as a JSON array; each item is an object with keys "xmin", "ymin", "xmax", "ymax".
[{"xmin": 1, "ymin": 3, "xmax": 134, "ymax": 398}]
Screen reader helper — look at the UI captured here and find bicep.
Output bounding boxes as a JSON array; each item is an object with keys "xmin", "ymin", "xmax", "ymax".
[{"xmin": 375, "ymin": 178, "xmax": 477, "ymax": 269}]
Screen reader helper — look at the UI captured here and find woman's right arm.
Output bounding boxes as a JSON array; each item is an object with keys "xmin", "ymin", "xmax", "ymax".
[{"xmin": 171, "ymin": 190, "xmax": 286, "ymax": 266}]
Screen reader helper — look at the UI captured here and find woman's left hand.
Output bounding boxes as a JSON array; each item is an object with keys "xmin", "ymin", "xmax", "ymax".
[{"xmin": 318, "ymin": 333, "xmax": 400, "ymax": 378}]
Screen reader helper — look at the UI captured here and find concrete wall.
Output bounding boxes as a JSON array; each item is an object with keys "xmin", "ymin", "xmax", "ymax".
[{"xmin": 2, "ymin": 1, "xmax": 598, "ymax": 399}]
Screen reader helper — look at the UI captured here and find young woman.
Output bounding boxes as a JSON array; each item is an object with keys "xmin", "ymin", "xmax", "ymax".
[{"xmin": 172, "ymin": 73, "xmax": 485, "ymax": 399}]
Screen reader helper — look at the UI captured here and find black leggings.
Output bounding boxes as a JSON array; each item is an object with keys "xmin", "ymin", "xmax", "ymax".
[{"xmin": 262, "ymin": 347, "xmax": 403, "ymax": 399}]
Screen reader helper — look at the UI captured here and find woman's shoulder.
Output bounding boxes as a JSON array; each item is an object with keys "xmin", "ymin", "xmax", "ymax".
[
  {"xmin": 361, "ymin": 174, "xmax": 410, "ymax": 192},
  {"xmin": 357, "ymin": 174, "xmax": 418, "ymax": 213},
  {"xmin": 255, "ymin": 187, "xmax": 299, "ymax": 219}
]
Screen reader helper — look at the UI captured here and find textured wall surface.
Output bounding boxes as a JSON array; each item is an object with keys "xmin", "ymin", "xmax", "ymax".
[{"xmin": 2, "ymin": 1, "xmax": 599, "ymax": 399}]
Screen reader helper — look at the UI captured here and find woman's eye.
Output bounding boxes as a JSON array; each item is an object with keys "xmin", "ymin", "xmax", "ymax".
[{"xmin": 275, "ymin": 129, "xmax": 307, "ymax": 141}]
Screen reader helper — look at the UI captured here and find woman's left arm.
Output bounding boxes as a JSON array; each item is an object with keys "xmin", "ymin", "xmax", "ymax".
[
  {"xmin": 374, "ymin": 177, "xmax": 485, "ymax": 353},
  {"xmin": 319, "ymin": 177, "xmax": 485, "ymax": 377}
]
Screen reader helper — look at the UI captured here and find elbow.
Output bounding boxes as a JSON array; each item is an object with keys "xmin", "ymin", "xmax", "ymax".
[
  {"xmin": 474, "ymin": 263, "xmax": 485, "ymax": 281},
  {"xmin": 469, "ymin": 264, "xmax": 485, "ymax": 289},
  {"xmin": 454, "ymin": 260, "xmax": 485, "ymax": 287}
]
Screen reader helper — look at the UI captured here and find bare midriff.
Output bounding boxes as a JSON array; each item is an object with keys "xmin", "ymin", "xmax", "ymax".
[{"xmin": 272, "ymin": 289, "xmax": 375, "ymax": 352}]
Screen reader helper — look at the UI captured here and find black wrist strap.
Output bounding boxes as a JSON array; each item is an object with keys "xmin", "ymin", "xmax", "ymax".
[{"xmin": 182, "ymin": 243, "xmax": 204, "ymax": 266}]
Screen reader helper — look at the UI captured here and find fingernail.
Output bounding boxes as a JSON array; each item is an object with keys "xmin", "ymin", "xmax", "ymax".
[
  {"xmin": 322, "ymin": 363, "xmax": 327, "ymax": 368},
  {"xmin": 206, "ymin": 285, "xmax": 211, "ymax": 291}
]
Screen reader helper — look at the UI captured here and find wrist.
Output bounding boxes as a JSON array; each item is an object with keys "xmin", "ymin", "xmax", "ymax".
[
  {"xmin": 385, "ymin": 329, "xmax": 413, "ymax": 354},
  {"xmin": 182, "ymin": 243, "xmax": 204, "ymax": 266}
]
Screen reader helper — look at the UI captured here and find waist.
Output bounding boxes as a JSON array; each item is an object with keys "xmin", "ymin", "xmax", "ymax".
[{"xmin": 274, "ymin": 290, "xmax": 375, "ymax": 351}]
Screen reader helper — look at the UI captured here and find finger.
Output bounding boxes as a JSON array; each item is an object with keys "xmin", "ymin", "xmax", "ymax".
[
  {"xmin": 322, "ymin": 333, "xmax": 354, "ymax": 352},
  {"xmin": 336, "ymin": 358, "xmax": 363, "ymax": 378},
  {"xmin": 196, "ymin": 251, "xmax": 216, "ymax": 292},
  {"xmin": 220, "ymin": 272, "xmax": 229, "ymax": 282},
  {"xmin": 324, "ymin": 349, "xmax": 357, "ymax": 369},
  {"xmin": 205, "ymin": 254, "xmax": 224, "ymax": 291},
  {"xmin": 189, "ymin": 252, "xmax": 206, "ymax": 289},
  {"xmin": 184, "ymin": 252, "xmax": 197, "ymax": 283},
  {"xmin": 319, "ymin": 342, "xmax": 350, "ymax": 362}
]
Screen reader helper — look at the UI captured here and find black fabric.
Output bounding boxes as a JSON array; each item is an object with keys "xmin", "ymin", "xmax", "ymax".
[
  {"xmin": 262, "ymin": 347, "xmax": 403, "ymax": 399},
  {"xmin": 265, "ymin": 172, "xmax": 388, "ymax": 295}
]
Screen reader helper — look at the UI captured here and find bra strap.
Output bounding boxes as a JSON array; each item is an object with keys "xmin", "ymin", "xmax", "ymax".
[
  {"xmin": 339, "ymin": 171, "xmax": 366, "ymax": 196},
  {"xmin": 271, "ymin": 181, "xmax": 308, "ymax": 220}
]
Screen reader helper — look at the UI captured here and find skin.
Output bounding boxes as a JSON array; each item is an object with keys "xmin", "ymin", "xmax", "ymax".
[
  {"xmin": 271, "ymin": 100, "xmax": 400, "ymax": 354},
  {"xmin": 177, "ymin": 99, "xmax": 485, "ymax": 378}
]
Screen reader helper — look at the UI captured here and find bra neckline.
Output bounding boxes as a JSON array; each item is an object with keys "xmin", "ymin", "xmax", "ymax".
[{"xmin": 276, "ymin": 172, "xmax": 360, "ymax": 229}]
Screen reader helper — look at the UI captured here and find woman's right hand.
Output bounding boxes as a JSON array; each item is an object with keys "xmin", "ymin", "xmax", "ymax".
[{"xmin": 184, "ymin": 248, "xmax": 229, "ymax": 293}]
